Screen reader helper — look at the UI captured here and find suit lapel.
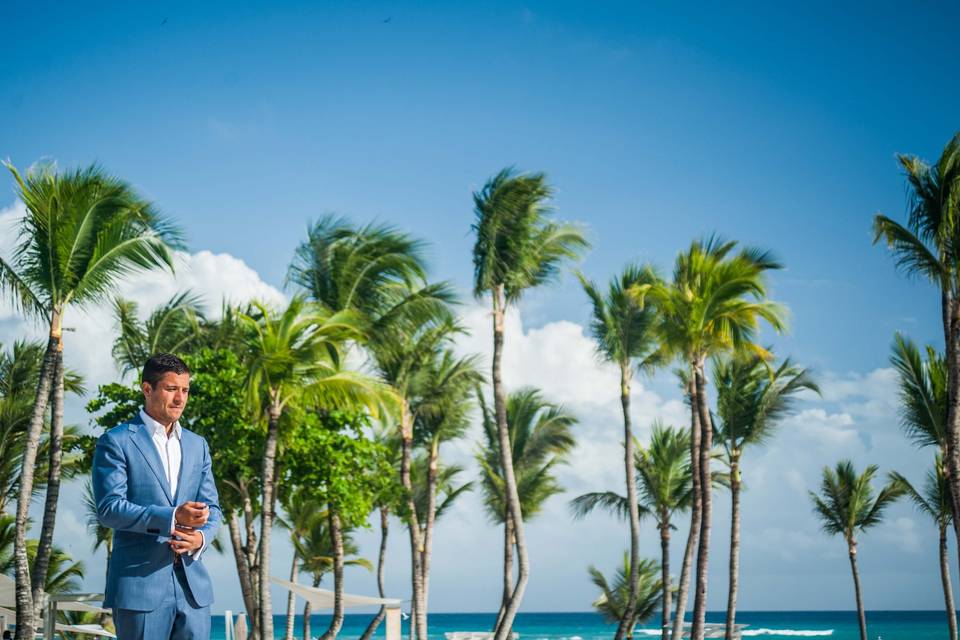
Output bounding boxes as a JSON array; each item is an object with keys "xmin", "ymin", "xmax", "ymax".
[
  {"xmin": 174, "ymin": 431, "xmax": 193, "ymax": 504},
  {"xmin": 130, "ymin": 417, "xmax": 175, "ymax": 505}
]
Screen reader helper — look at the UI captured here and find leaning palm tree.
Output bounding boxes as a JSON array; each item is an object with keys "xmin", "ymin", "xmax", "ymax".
[
  {"xmin": 589, "ymin": 553, "xmax": 663, "ymax": 640},
  {"xmin": 476, "ymin": 386, "xmax": 578, "ymax": 634},
  {"xmin": 571, "ymin": 422, "xmax": 694, "ymax": 640},
  {"xmin": 578, "ymin": 264, "xmax": 663, "ymax": 640},
  {"xmin": 890, "ymin": 457, "xmax": 956, "ymax": 640},
  {"xmin": 0, "ymin": 161, "xmax": 181, "ymax": 637},
  {"xmin": 277, "ymin": 489, "xmax": 326, "ymax": 640},
  {"xmin": 712, "ymin": 353, "xmax": 818, "ymax": 640},
  {"xmin": 241, "ymin": 296, "xmax": 392, "ymax": 640},
  {"xmin": 472, "ymin": 167, "xmax": 588, "ymax": 640},
  {"xmin": 872, "ymin": 132, "xmax": 960, "ymax": 543},
  {"xmin": 637, "ymin": 237, "xmax": 785, "ymax": 640},
  {"xmin": 809, "ymin": 460, "xmax": 904, "ymax": 640},
  {"xmin": 111, "ymin": 290, "xmax": 205, "ymax": 377},
  {"xmin": 289, "ymin": 215, "xmax": 455, "ymax": 640}
]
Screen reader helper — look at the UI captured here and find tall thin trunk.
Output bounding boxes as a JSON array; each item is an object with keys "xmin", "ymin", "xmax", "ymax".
[
  {"xmin": 940, "ymin": 523, "xmax": 958, "ymax": 640},
  {"xmin": 940, "ymin": 294, "xmax": 960, "ymax": 570},
  {"xmin": 616, "ymin": 362, "xmax": 641, "ymax": 640},
  {"xmin": 359, "ymin": 507, "xmax": 390, "ymax": 640},
  {"xmin": 848, "ymin": 542, "xmax": 867, "ymax": 640},
  {"xmin": 13, "ymin": 317, "xmax": 59, "ymax": 640},
  {"xmin": 659, "ymin": 519, "xmax": 671, "ymax": 640},
  {"xmin": 284, "ymin": 550, "xmax": 300, "ymax": 640},
  {"xmin": 400, "ymin": 405, "xmax": 427, "ymax": 640},
  {"xmin": 98, "ymin": 540, "xmax": 113, "ymax": 627},
  {"xmin": 421, "ymin": 442, "xmax": 440, "ymax": 616},
  {"xmin": 691, "ymin": 364, "xmax": 713, "ymax": 640},
  {"xmin": 258, "ymin": 404, "xmax": 282, "ymax": 640},
  {"xmin": 491, "ymin": 286, "xmax": 529, "ymax": 640},
  {"xmin": 494, "ymin": 511, "xmax": 514, "ymax": 634},
  {"xmin": 303, "ymin": 582, "xmax": 315, "ymax": 640},
  {"xmin": 724, "ymin": 456, "xmax": 741, "ymax": 640},
  {"xmin": 319, "ymin": 511, "xmax": 345, "ymax": 640},
  {"xmin": 32, "ymin": 346, "xmax": 64, "ymax": 619},
  {"xmin": 671, "ymin": 376, "xmax": 701, "ymax": 640},
  {"xmin": 229, "ymin": 513, "xmax": 260, "ymax": 639}
]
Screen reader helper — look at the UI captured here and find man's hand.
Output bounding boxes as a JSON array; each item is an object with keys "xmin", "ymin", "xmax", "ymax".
[
  {"xmin": 170, "ymin": 525, "xmax": 204, "ymax": 555},
  {"xmin": 175, "ymin": 501, "xmax": 209, "ymax": 528}
]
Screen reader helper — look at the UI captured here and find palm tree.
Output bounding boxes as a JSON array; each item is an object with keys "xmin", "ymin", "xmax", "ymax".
[
  {"xmin": 571, "ymin": 423, "xmax": 693, "ymax": 640},
  {"xmin": 295, "ymin": 514, "xmax": 371, "ymax": 640},
  {"xmin": 241, "ymin": 296, "xmax": 391, "ymax": 640},
  {"xmin": 588, "ymin": 553, "xmax": 663, "ymax": 640},
  {"xmin": 578, "ymin": 264, "xmax": 663, "ymax": 640},
  {"xmin": 890, "ymin": 457, "xmax": 956, "ymax": 640},
  {"xmin": 472, "ymin": 167, "xmax": 588, "ymax": 640},
  {"xmin": 278, "ymin": 489, "xmax": 325, "ymax": 640},
  {"xmin": 111, "ymin": 290, "xmax": 205, "ymax": 377},
  {"xmin": 637, "ymin": 237, "xmax": 785, "ymax": 640},
  {"xmin": 809, "ymin": 460, "xmax": 904, "ymax": 640},
  {"xmin": 0, "ymin": 161, "xmax": 181, "ymax": 637},
  {"xmin": 890, "ymin": 333, "xmax": 946, "ymax": 450},
  {"xmin": 872, "ymin": 132, "xmax": 960, "ymax": 544},
  {"xmin": 289, "ymin": 215, "xmax": 455, "ymax": 640},
  {"xmin": 476, "ymin": 386, "xmax": 578, "ymax": 634},
  {"xmin": 712, "ymin": 353, "xmax": 817, "ymax": 639}
]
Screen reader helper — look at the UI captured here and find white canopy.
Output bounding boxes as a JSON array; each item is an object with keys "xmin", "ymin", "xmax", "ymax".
[
  {"xmin": 269, "ymin": 577, "xmax": 401, "ymax": 609},
  {"xmin": 0, "ymin": 574, "xmax": 109, "ymax": 614},
  {"xmin": 55, "ymin": 623, "xmax": 116, "ymax": 638}
]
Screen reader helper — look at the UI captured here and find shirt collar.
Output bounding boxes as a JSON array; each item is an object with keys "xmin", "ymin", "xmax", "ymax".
[{"xmin": 140, "ymin": 408, "xmax": 182, "ymax": 440}]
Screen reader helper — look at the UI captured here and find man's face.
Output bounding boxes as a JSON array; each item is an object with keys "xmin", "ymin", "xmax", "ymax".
[{"xmin": 142, "ymin": 371, "xmax": 190, "ymax": 425}]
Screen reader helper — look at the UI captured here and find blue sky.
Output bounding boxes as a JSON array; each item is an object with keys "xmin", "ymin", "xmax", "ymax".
[{"xmin": 1, "ymin": 0, "xmax": 959, "ymax": 614}]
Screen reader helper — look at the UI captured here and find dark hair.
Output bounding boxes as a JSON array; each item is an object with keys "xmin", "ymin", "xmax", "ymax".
[{"xmin": 142, "ymin": 353, "xmax": 191, "ymax": 387}]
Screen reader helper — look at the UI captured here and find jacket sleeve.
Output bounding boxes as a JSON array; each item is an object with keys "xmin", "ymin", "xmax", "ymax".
[
  {"xmin": 93, "ymin": 430, "xmax": 176, "ymax": 535},
  {"xmin": 195, "ymin": 437, "xmax": 223, "ymax": 550}
]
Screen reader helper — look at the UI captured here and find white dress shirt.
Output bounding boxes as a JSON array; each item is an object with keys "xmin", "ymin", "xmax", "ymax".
[{"xmin": 139, "ymin": 408, "xmax": 206, "ymax": 558}]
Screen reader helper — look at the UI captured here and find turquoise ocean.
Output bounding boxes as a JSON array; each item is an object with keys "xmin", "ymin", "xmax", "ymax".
[{"xmin": 210, "ymin": 611, "xmax": 954, "ymax": 640}]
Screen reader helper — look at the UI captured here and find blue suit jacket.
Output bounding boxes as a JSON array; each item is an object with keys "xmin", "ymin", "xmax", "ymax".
[{"xmin": 93, "ymin": 414, "xmax": 222, "ymax": 611}]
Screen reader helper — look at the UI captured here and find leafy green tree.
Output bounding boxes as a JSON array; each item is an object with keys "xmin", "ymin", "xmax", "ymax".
[
  {"xmin": 712, "ymin": 353, "xmax": 817, "ymax": 639},
  {"xmin": 289, "ymin": 214, "xmax": 455, "ymax": 640},
  {"xmin": 890, "ymin": 457, "xmax": 956, "ymax": 640},
  {"xmin": 809, "ymin": 461, "xmax": 905, "ymax": 640},
  {"xmin": 241, "ymin": 296, "xmax": 391, "ymax": 640},
  {"xmin": 872, "ymin": 132, "xmax": 960, "ymax": 549},
  {"xmin": 579, "ymin": 264, "xmax": 662, "ymax": 640},
  {"xmin": 589, "ymin": 553, "xmax": 662, "ymax": 640},
  {"xmin": 0, "ymin": 161, "xmax": 181, "ymax": 636},
  {"xmin": 477, "ymin": 386, "xmax": 578, "ymax": 633},
  {"xmin": 637, "ymin": 237, "xmax": 785, "ymax": 640},
  {"xmin": 471, "ymin": 167, "xmax": 588, "ymax": 640}
]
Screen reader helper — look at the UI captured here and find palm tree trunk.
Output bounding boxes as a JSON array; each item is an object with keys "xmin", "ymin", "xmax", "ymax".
[
  {"xmin": 32, "ymin": 347, "xmax": 64, "ymax": 620},
  {"xmin": 303, "ymin": 592, "xmax": 313, "ymax": 640},
  {"xmin": 691, "ymin": 364, "xmax": 713, "ymax": 640},
  {"xmin": 940, "ymin": 523, "xmax": 958, "ymax": 640},
  {"xmin": 939, "ymin": 295, "xmax": 960, "ymax": 563},
  {"xmin": 319, "ymin": 510, "xmax": 345, "ymax": 640},
  {"xmin": 421, "ymin": 443, "xmax": 440, "ymax": 616},
  {"xmin": 616, "ymin": 363, "xmax": 640, "ymax": 640},
  {"xmin": 400, "ymin": 405, "xmax": 427, "ymax": 640},
  {"xmin": 13, "ymin": 319, "xmax": 59, "ymax": 640},
  {"xmin": 285, "ymin": 550, "xmax": 300, "ymax": 640},
  {"xmin": 847, "ymin": 542, "xmax": 867, "ymax": 640},
  {"xmin": 258, "ymin": 404, "xmax": 282, "ymax": 640},
  {"xmin": 671, "ymin": 376, "xmax": 702, "ymax": 640},
  {"xmin": 494, "ymin": 511, "xmax": 514, "ymax": 634},
  {"xmin": 660, "ymin": 519, "xmax": 671, "ymax": 640},
  {"xmin": 229, "ymin": 512, "xmax": 260, "ymax": 639},
  {"xmin": 359, "ymin": 507, "xmax": 390, "ymax": 640},
  {"xmin": 491, "ymin": 285, "xmax": 529, "ymax": 640},
  {"xmin": 724, "ymin": 456, "xmax": 742, "ymax": 640}
]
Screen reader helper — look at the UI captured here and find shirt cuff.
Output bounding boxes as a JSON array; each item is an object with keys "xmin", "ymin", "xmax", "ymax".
[{"xmin": 189, "ymin": 530, "xmax": 207, "ymax": 560}]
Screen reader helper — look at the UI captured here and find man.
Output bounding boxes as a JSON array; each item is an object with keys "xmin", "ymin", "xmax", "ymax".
[{"xmin": 93, "ymin": 353, "xmax": 222, "ymax": 639}]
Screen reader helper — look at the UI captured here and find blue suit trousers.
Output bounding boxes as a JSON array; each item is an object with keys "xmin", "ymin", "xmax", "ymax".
[{"xmin": 113, "ymin": 563, "xmax": 210, "ymax": 639}]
